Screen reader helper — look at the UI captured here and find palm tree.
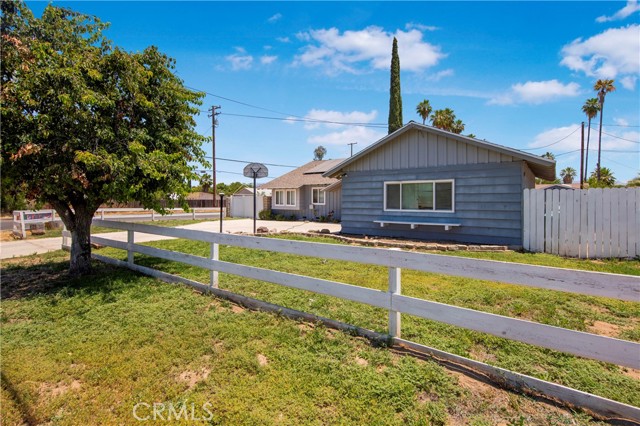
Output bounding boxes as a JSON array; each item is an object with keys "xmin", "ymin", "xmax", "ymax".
[
  {"xmin": 593, "ymin": 79, "xmax": 616, "ymax": 182},
  {"xmin": 560, "ymin": 167, "xmax": 577, "ymax": 184},
  {"xmin": 451, "ymin": 119, "xmax": 465, "ymax": 134},
  {"xmin": 431, "ymin": 108, "xmax": 456, "ymax": 131},
  {"xmin": 415, "ymin": 99, "xmax": 432, "ymax": 125},
  {"xmin": 581, "ymin": 98, "xmax": 600, "ymax": 182},
  {"xmin": 589, "ymin": 166, "xmax": 616, "ymax": 187}
]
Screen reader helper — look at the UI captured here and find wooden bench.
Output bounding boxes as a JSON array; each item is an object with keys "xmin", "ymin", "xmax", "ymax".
[{"xmin": 373, "ymin": 217, "xmax": 461, "ymax": 231}]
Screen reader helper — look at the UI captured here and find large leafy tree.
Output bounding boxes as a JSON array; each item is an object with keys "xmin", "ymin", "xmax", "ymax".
[
  {"xmin": 1, "ymin": 2, "xmax": 207, "ymax": 275},
  {"xmin": 581, "ymin": 98, "xmax": 600, "ymax": 182},
  {"xmin": 388, "ymin": 37, "xmax": 403, "ymax": 134},
  {"xmin": 415, "ymin": 99, "xmax": 432, "ymax": 125},
  {"xmin": 593, "ymin": 79, "xmax": 615, "ymax": 182}
]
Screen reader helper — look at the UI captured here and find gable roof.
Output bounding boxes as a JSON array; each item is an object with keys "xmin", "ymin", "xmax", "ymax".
[
  {"xmin": 259, "ymin": 159, "xmax": 345, "ymax": 190},
  {"xmin": 323, "ymin": 122, "xmax": 556, "ymax": 181}
]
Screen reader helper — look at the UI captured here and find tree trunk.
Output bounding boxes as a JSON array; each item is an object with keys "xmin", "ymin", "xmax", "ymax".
[
  {"xmin": 51, "ymin": 199, "xmax": 98, "ymax": 276},
  {"xmin": 69, "ymin": 212, "xmax": 93, "ymax": 276}
]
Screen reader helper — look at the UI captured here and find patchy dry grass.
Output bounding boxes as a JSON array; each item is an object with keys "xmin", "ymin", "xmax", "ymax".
[{"xmin": 1, "ymin": 252, "xmax": 613, "ymax": 426}]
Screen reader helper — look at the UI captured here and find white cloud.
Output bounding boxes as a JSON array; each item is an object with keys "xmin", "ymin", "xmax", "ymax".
[
  {"xmin": 596, "ymin": 0, "xmax": 640, "ymax": 22},
  {"xmin": 427, "ymin": 69, "xmax": 454, "ymax": 81},
  {"xmin": 308, "ymin": 125, "xmax": 385, "ymax": 147},
  {"xmin": 529, "ymin": 123, "xmax": 638, "ymax": 153},
  {"xmin": 225, "ymin": 47, "xmax": 253, "ymax": 70},
  {"xmin": 294, "ymin": 26, "xmax": 446, "ymax": 74},
  {"xmin": 276, "ymin": 36, "xmax": 291, "ymax": 43},
  {"xmin": 267, "ymin": 13, "xmax": 282, "ymax": 23},
  {"xmin": 291, "ymin": 109, "xmax": 386, "ymax": 147},
  {"xmin": 302, "ymin": 109, "xmax": 378, "ymax": 130},
  {"xmin": 489, "ymin": 80, "xmax": 581, "ymax": 105},
  {"xmin": 560, "ymin": 25, "xmax": 640, "ymax": 85},
  {"xmin": 405, "ymin": 22, "xmax": 438, "ymax": 32},
  {"xmin": 620, "ymin": 75, "xmax": 638, "ymax": 90},
  {"xmin": 260, "ymin": 55, "xmax": 278, "ymax": 65}
]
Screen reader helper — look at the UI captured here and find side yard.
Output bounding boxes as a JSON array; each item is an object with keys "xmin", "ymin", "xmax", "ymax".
[{"xmin": 1, "ymin": 237, "xmax": 637, "ymax": 425}]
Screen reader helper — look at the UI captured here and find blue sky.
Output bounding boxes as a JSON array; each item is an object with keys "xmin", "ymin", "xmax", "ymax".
[{"xmin": 28, "ymin": 1, "xmax": 640, "ymax": 184}]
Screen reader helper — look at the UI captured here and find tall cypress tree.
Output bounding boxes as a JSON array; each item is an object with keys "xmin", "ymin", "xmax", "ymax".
[{"xmin": 388, "ymin": 37, "xmax": 403, "ymax": 134}]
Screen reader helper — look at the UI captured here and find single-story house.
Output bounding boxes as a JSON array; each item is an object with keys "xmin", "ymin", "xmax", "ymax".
[
  {"xmin": 323, "ymin": 122, "xmax": 556, "ymax": 246},
  {"xmin": 260, "ymin": 159, "xmax": 344, "ymax": 221},
  {"xmin": 535, "ymin": 183, "xmax": 581, "ymax": 190}
]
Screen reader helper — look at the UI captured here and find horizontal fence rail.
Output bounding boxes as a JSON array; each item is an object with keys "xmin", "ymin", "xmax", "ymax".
[{"xmin": 84, "ymin": 219, "xmax": 640, "ymax": 421}]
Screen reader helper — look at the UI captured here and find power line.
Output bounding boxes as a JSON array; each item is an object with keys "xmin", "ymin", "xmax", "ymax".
[
  {"xmin": 555, "ymin": 148, "xmax": 639, "ymax": 157},
  {"xmin": 520, "ymin": 126, "xmax": 581, "ymax": 151},
  {"xmin": 203, "ymin": 156, "xmax": 297, "ymax": 168},
  {"xmin": 600, "ymin": 130, "xmax": 640, "ymax": 144},
  {"xmin": 601, "ymin": 156, "xmax": 640, "ymax": 171},
  {"xmin": 220, "ymin": 112, "xmax": 387, "ymax": 128}
]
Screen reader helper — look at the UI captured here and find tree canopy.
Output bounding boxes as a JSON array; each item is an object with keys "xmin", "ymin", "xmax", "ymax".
[
  {"xmin": 1, "ymin": 1, "xmax": 208, "ymax": 274},
  {"xmin": 313, "ymin": 145, "xmax": 327, "ymax": 161}
]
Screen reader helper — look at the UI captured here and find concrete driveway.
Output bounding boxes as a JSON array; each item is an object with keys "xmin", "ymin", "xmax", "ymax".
[{"xmin": 0, "ymin": 219, "xmax": 341, "ymax": 260}]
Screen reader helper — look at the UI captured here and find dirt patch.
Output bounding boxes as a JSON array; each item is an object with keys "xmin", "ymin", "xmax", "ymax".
[
  {"xmin": 231, "ymin": 305, "xmax": 245, "ymax": 314},
  {"xmin": 469, "ymin": 345, "xmax": 498, "ymax": 364},
  {"xmin": 39, "ymin": 380, "xmax": 81, "ymax": 399},
  {"xmin": 354, "ymin": 356, "xmax": 369, "ymax": 367},
  {"xmin": 257, "ymin": 354, "xmax": 269, "ymax": 367},
  {"xmin": 620, "ymin": 367, "xmax": 640, "ymax": 380},
  {"xmin": 177, "ymin": 368, "xmax": 210, "ymax": 390},
  {"xmin": 587, "ymin": 320, "xmax": 620, "ymax": 338}
]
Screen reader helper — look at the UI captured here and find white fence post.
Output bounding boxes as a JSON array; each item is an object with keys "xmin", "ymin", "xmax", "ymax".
[
  {"xmin": 210, "ymin": 243, "xmax": 219, "ymax": 289},
  {"xmin": 388, "ymin": 265, "xmax": 401, "ymax": 338},
  {"xmin": 127, "ymin": 230, "xmax": 134, "ymax": 265},
  {"xmin": 192, "ymin": 209, "xmax": 196, "ymax": 220}
]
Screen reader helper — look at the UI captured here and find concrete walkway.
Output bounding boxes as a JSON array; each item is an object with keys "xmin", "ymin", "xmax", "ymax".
[{"xmin": 0, "ymin": 219, "xmax": 341, "ymax": 260}]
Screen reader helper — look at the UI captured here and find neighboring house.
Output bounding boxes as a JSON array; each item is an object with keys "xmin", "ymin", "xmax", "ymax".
[
  {"xmin": 260, "ymin": 159, "xmax": 344, "ymax": 220},
  {"xmin": 323, "ymin": 122, "xmax": 556, "ymax": 246},
  {"xmin": 535, "ymin": 183, "xmax": 581, "ymax": 190},
  {"xmin": 186, "ymin": 191, "xmax": 215, "ymax": 208}
]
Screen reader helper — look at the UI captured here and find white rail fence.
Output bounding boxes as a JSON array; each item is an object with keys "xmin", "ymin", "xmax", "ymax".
[
  {"xmin": 524, "ymin": 188, "xmax": 640, "ymax": 259},
  {"xmin": 94, "ymin": 207, "xmax": 225, "ymax": 221},
  {"xmin": 78, "ymin": 220, "xmax": 640, "ymax": 421},
  {"xmin": 12, "ymin": 210, "xmax": 61, "ymax": 239}
]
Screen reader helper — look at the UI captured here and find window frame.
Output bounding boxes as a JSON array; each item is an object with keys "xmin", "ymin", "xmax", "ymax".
[
  {"xmin": 311, "ymin": 187, "xmax": 326, "ymax": 205},
  {"xmin": 383, "ymin": 179, "xmax": 455, "ymax": 213}
]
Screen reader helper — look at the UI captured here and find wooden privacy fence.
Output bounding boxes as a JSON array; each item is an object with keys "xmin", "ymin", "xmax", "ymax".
[
  {"xmin": 84, "ymin": 219, "xmax": 640, "ymax": 421},
  {"xmin": 523, "ymin": 188, "xmax": 640, "ymax": 259}
]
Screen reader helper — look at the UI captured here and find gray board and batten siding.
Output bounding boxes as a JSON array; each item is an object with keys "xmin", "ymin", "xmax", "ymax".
[
  {"xmin": 326, "ymin": 124, "xmax": 553, "ymax": 246},
  {"xmin": 271, "ymin": 184, "xmax": 341, "ymax": 221}
]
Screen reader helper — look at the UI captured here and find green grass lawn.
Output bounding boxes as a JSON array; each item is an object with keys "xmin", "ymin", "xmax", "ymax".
[
  {"xmin": 1, "ymin": 251, "xmax": 610, "ymax": 426},
  {"xmin": 88, "ymin": 234, "xmax": 640, "ymax": 409}
]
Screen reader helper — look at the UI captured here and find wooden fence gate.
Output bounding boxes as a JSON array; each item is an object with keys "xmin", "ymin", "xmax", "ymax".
[{"xmin": 523, "ymin": 188, "xmax": 639, "ymax": 258}]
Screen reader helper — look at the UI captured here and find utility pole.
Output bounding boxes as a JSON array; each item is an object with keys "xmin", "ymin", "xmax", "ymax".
[
  {"xmin": 208, "ymin": 106, "xmax": 221, "ymax": 209},
  {"xmin": 348, "ymin": 142, "xmax": 357, "ymax": 157},
  {"xmin": 580, "ymin": 122, "xmax": 584, "ymax": 189}
]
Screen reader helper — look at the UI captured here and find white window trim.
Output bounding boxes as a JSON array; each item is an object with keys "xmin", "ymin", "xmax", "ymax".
[
  {"xmin": 274, "ymin": 189, "xmax": 298, "ymax": 209},
  {"xmin": 384, "ymin": 179, "xmax": 455, "ymax": 213},
  {"xmin": 311, "ymin": 187, "xmax": 326, "ymax": 205}
]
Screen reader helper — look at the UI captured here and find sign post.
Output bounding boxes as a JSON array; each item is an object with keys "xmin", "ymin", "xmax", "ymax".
[{"xmin": 243, "ymin": 163, "xmax": 268, "ymax": 234}]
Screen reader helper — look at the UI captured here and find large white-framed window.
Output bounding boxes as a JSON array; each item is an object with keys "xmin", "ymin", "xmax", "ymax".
[
  {"xmin": 274, "ymin": 189, "xmax": 297, "ymax": 208},
  {"xmin": 384, "ymin": 180, "xmax": 454, "ymax": 212},
  {"xmin": 311, "ymin": 187, "xmax": 326, "ymax": 205}
]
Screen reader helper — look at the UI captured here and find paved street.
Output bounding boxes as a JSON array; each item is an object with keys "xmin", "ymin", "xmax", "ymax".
[{"xmin": 0, "ymin": 219, "xmax": 341, "ymax": 260}]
